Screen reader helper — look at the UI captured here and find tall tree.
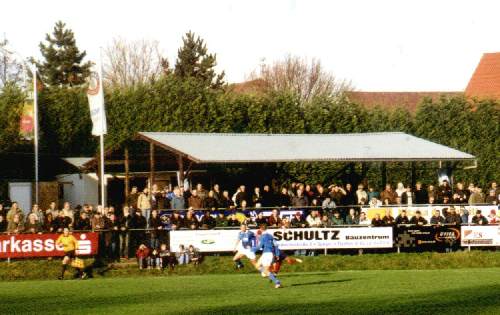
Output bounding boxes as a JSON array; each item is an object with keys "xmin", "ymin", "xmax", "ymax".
[
  {"xmin": 174, "ymin": 31, "xmax": 225, "ymax": 89},
  {"xmin": 0, "ymin": 36, "xmax": 23, "ymax": 87},
  {"xmin": 37, "ymin": 21, "xmax": 91, "ymax": 87}
]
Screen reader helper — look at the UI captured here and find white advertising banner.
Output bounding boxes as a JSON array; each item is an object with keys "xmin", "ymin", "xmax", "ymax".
[
  {"xmin": 461, "ymin": 225, "xmax": 500, "ymax": 246},
  {"xmin": 170, "ymin": 227, "xmax": 393, "ymax": 252}
]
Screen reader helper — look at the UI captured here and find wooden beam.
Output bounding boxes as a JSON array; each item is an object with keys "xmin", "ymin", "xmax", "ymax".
[
  {"xmin": 149, "ymin": 142, "xmax": 155, "ymax": 188},
  {"xmin": 124, "ymin": 146, "xmax": 130, "ymax": 202},
  {"xmin": 410, "ymin": 161, "xmax": 416, "ymax": 188},
  {"xmin": 177, "ymin": 154, "xmax": 184, "ymax": 188}
]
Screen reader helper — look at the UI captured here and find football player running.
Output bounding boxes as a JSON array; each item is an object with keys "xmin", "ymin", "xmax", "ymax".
[{"xmin": 233, "ymin": 223, "xmax": 258, "ymax": 269}]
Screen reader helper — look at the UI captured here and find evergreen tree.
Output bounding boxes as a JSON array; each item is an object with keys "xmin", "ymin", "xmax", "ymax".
[
  {"xmin": 37, "ymin": 21, "xmax": 91, "ymax": 87},
  {"xmin": 174, "ymin": 31, "xmax": 225, "ymax": 89}
]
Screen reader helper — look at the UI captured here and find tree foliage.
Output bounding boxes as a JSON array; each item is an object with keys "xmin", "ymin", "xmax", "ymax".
[
  {"xmin": 37, "ymin": 21, "xmax": 91, "ymax": 87},
  {"xmin": 0, "ymin": 83, "xmax": 24, "ymax": 151}
]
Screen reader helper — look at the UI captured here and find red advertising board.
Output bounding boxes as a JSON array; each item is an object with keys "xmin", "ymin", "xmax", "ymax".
[{"xmin": 0, "ymin": 232, "xmax": 99, "ymax": 258}]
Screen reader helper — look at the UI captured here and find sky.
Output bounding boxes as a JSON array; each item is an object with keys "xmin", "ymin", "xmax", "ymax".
[{"xmin": 1, "ymin": 0, "xmax": 500, "ymax": 91}]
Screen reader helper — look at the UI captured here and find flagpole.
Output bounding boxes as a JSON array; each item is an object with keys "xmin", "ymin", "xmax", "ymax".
[
  {"xmin": 32, "ymin": 63, "xmax": 39, "ymax": 205},
  {"xmin": 99, "ymin": 48, "xmax": 106, "ymax": 207}
]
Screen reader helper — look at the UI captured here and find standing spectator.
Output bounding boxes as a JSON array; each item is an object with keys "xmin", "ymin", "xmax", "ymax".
[
  {"xmin": 119, "ymin": 206, "xmax": 132, "ymax": 259},
  {"xmin": 126, "ymin": 186, "xmax": 139, "ymax": 207},
  {"xmin": 61, "ymin": 202, "xmax": 74, "ymax": 224},
  {"xmin": 0, "ymin": 214, "xmax": 6, "ymax": 232},
  {"xmin": 469, "ymin": 187, "xmax": 485, "ymax": 205},
  {"xmin": 380, "ymin": 184, "xmax": 397, "ymax": 205},
  {"xmin": 320, "ymin": 214, "xmax": 331, "ymax": 227},
  {"xmin": 453, "ymin": 182, "xmax": 468, "ymax": 204},
  {"xmin": 169, "ymin": 211, "xmax": 184, "ymax": 229},
  {"xmin": 346, "ymin": 208, "xmax": 359, "ymax": 225},
  {"xmin": 234, "ymin": 185, "xmax": 248, "ymax": 207},
  {"xmin": 171, "ymin": 187, "xmax": 186, "ymax": 210},
  {"xmin": 219, "ymin": 190, "xmax": 233, "ymax": 209},
  {"xmin": 54, "ymin": 210, "xmax": 72, "ymax": 232},
  {"xmin": 138, "ymin": 188, "xmax": 152, "ymax": 224},
  {"xmin": 132, "ymin": 210, "xmax": 147, "ymax": 249},
  {"xmin": 24, "ymin": 213, "xmax": 42, "ymax": 234},
  {"xmin": 427, "ymin": 185, "xmax": 437, "ymax": 203},
  {"xmin": 252, "ymin": 187, "xmax": 263, "ymax": 208},
  {"xmin": 322, "ymin": 197, "xmax": 336, "ymax": 210},
  {"xmin": 109, "ymin": 213, "xmax": 121, "ymax": 261},
  {"xmin": 291, "ymin": 189, "xmax": 308, "ymax": 208},
  {"xmin": 46, "ymin": 201, "xmax": 59, "ymax": 219},
  {"xmin": 261, "ymin": 185, "xmax": 274, "ymax": 208},
  {"xmin": 151, "ymin": 184, "xmax": 165, "ymax": 210},
  {"xmin": 356, "ymin": 184, "xmax": 368, "ymax": 205},
  {"xmin": 43, "ymin": 213, "xmax": 56, "ymax": 233},
  {"xmin": 74, "ymin": 212, "xmax": 91, "ymax": 231},
  {"xmin": 471, "ymin": 210, "xmax": 488, "ymax": 225},
  {"xmin": 371, "ymin": 213, "xmax": 384, "ymax": 226},
  {"xmin": 395, "ymin": 182, "xmax": 405, "ymax": 198},
  {"xmin": 188, "ymin": 190, "xmax": 203, "ymax": 210},
  {"xmin": 367, "ymin": 186, "xmax": 380, "ymax": 203},
  {"xmin": 410, "ymin": 211, "xmax": 428, "ymax": 225},
  {"xmin": 369, "ymin": 197, "xmax": 382, "ymax": 208},
  {"xmin": 430, "ymin": 210, "xmax": 445, "ymax": 225},
  {"xmin": 176, "ymin": 245, "xmax": 189, "ymax": 265},
  {"xmin": 188, "ymin": 245, "xmax": 202, "ymax": 265},
  {"xmin": 438, "ymin": 180, "xmax": 453, "ymax": 201},
  {"xmin": 184, "ymin": 209, "xmax": 198, "ymax": 229},
  {"xmin": 268, "ymin": 209, "xmax": 282, "ymax": 228},
  {"xmin": 195, "ymin": 184, "xmax": 207, "ymax": 202},
  {"xmin": 401, "ymin": 186, "xmax": 415, "ymax": 205},
  {"xmin": 341, "ymin": 183, "xmax": 356, "ymax": 206},
  {"xmin": 485, "ymin": 190, "xmax": 498, "ymax": 205},
  {"xmin": 199, "ymin": 211, "xmax": 216, "ymax": 229},
  {"xmin": 277, "ymin": 187, "xmax": 291, "ymax": 207},
  {"xmin": 7, "ymin": 213, "xmax": 24, "ymax": 234},
  {"xmin": 395, "ymin": 210, "xmax": 410, "ymax": 225},
  {"xmin": 414, "ymin": 182, "xmax": 428, "ymax": 205},
  {"xmin": 212, "ymin": 184, "xmax": 222, "ymax": 203},
  {"xmin": 459, "ymin": 208, "xmax": 469, "ymax": 224},
  {"xmin": 358, "ymin": 212, "xmax": 371, "ymax": 225},
  {"xmin": 136, "ymin": 244, "xmax": 150, "ymax": 269},
  {"xmin": 29, "ymin": 204, "xmax": 44, "ymax": 225},
  {"xmin": 204, "ymin": 191, "xmax": 218, "ymax": 210},
  {"xmin": 383, "ymin": 209, "xmax": 395, "ymax": 226},
  {"xmin": 7, "ymin": 202, "xmax": 24, "ymax": 224},
  {"xmin": 254, "ymin": 212, "xmax": 268, "ymax": 226},
  {"xmin": 149, "ymin": 210, "xmax": 163, "ymax": 249}
]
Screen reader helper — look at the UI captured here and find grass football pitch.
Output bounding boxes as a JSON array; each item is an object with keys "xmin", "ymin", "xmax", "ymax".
[{"xmin": 2, "ymin": 267, "xmax": 500, "ymax": 314}]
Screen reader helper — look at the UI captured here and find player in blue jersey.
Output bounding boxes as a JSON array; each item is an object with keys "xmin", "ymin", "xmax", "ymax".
[
  {"xmin": 233, "ymin": 223, "xmax": 257, "ymax": 269},
  {"xmin": 255, "ymin": 224, "xmax": 282, "ymax": 288}
]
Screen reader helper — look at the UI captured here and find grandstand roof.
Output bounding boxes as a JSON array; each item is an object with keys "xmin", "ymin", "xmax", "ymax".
[{"xmin": 136, "ymin": 132, "xmax": 475, "ymax": 163}]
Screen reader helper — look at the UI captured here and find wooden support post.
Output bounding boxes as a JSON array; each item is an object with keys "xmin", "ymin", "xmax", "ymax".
[
  {"xmin": 149, "ymin": 142, "xmax": 155, "ymax": 188},
  {"xmin": 381, "ymin": 162, "xmax": 387, "ymax": 187},
  {"xmin": 411, "ymin": 161, "xmax": 416, "ymax": 188},
  {"xmin": 124, "ymin": 147, "xmax": 130, "ymax": 202},
  {"xmin": 177, "ymin": 154, "xmax": 184, "ymax": 188},
  {"xmin": 97, "ymin": 155, "xmax": 102, "ymax": 204}
]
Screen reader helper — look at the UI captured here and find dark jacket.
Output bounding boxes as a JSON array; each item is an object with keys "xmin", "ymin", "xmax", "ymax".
[
  {"xmin": 395, "ymin": 215, "xmax": 410, "ymax": 225},
  {"xmin": 414, "ymin": 189, "xmax": 428, "ymax": 204},
  {"xmin": 430, "ymin": 215, "xmax": 445, "ymax": 225},
  {"xmin": 409, "ymin": 216, "xmax": 428, "ymax": 225}
]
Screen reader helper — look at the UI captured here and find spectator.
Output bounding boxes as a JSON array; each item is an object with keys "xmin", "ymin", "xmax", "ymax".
[
  {"xmin": 329, "ymin": 184, "xmax": 346, "ymax": 205},
  {"xmin": 215, "ymin": 212, "xmax": 228, "ymax": 227},
  {"xmin": 138, "ymin": 188, "xmax": 152, "ymax": 223},
  {"xmin": 471, "ymin": 210, "xmax": 488, "ymax": 225},
  {"xmin": 428, "ymin": 185, "xmax": 437, "ymax": 202},
  {"xmin": 0, "ymin": 214, "xmax": 6, "ymax": 232},
  {"xmin": 410, "ymin": 210, "xmax": 427, "ymax": 225},
  {"xmin": 43, "ymin": 213, "xmax": 56, "ymax": 233},
  {"xmin": 414, "ymin": 182, "xmax": 428, "ymax": 205},
  {"xmin": 367, "ymin": 186, "xmax": 380, "ymax": 203},
  {"xmin": 29, "ymin": 204, "xmax": 44, "ymax": 225},
  {"xmin": 430, "ymin": 209, "xmax": 445, "ymax": 225},
  {"xmin": 159, "ymin": 244, "xmax": 176, "ymax": 270},
  {"xmin": 120, "ymin": 206, "xmax": 132, "ymax": 259},
  {"xmin": 108, "ymin": 213, "xmax": 121, "ymax": 261},
  {"xmin": 184, "ymin": 209, "xmax": 198, "ymax": 229},
  {"xmin": 401, "ymin": 186, "xmax": 415, "ymax": 205},
  {"xmin": 395, "ymin": 182, "xmax": 405, "ymax": 198},
  {"xmin": 395, "ymin": 210, "xmax": 410, "ymax": 225},
  {"xmin": 227, "ymin": 214, "xmax": 240, "ymax": 227},
  {"xmin": 356, "ymin": 184, "xmax": 368, "ymax": 205},
  {"xmin": 7, "ymin": 213, "xmax": 24, "ymax": 234},
  {"xmin": 149, "ymin": 210, "xmax": 163, "ymax": 249},
  {"xmin": 188, "ymin": 245, "xmax": 202, "ymax": 265},
  {"xmin": 171, "ymin": 187, "xmax": 186, "ymax": 210},
  {"xmin": 24, "ymin": 213, "xmax": 42, "ymax": 234},
  {"xmin": 306, "ymin": 210, "xmax": 322, "ymax": 227},
  {"xmin": 322, "ymin": 197, "xmax": 336, "ymax": 210},
  {"xmin": 291, "ymin": 212, "xmax": 307, "ymax": 228},
  {"xmin": 371, "ymin": 213, "xmax": 384, "ymax": 226},
  {"xmin": 277, "ymin": 187, "xmax": 291, "ymax": 207},
  {"xmin": 136, "ymin": 244, "xmax": 150, "ymax": 270},
  {"xmin": 261, "ymin": 185, "xmax": 274, "ymax": 207},
  {"xmin": 268, "ymin": 209, "xmax": 282, "ymax": 228},
  {"xmin": 469, "ymin": 187, "xmax": 485, "ymax": 205},
  {"xmin": 369, "ymin": 197, "xmax": 382, "ymax": 208},
  {"xmin": 199, "ymin": 211, "xmax": 216, "ymax": 229},
  {"xmin": 151, "ymin": 184, "xmax": 165, "ymax": 211},
  {"xmin": 453, "ymin": 182, "xmax": 468, "ymax": 204},
  {"xmin": 382, "ymin": 209, "xmax": 395, "ymax": 226},
  {"xmin": 45, "ymin": 201, "xmax": 59, "ymax": 219},
  {"xmin": 219, "ymin": 190, "xmax": 233, "ymax": 209},
  {"xmin": 291, "ymin": 189, "xmax": 309, "ymax": 208},
  {"xmin": 212, "ymin": 184, "xmax": 222, "ymax": 203},
  {"xmin": 126, "ymin": 186, "xmax": 139, "ymax": 207},
  {"xmin": 188, "ymin": 190, "xmax": 203, "ymax": 210},
  {"xmin": 252, "ymin": 187, "xmax": 263, "ymax": 208},
  {"xmin": 54, "ymin": 210, "xmax": 72, "ymax": 232},
  {"xmin": 485, "ymin": 190, "xmax": 498, "ymax": 205},
  {"xmin": 321, "ymin": 214, "xmax": 331, "ymax": 227},
  {"xmin": 380, "ymin": 184, "xmax": 397, "ymax": 204},
  {"xmin": 487, "ymin": 210, "xmax": 499, "ymax": 224},
  {"xmin": 438, "ymin": 180, "xmax": 452, "ymax": 201},
  {"xmin": 74, "ymin": 212, "xmax": 91, "ymax": 231},
  {"xmin": 254, "ymin": 212, "xmax": 268, "ymax": 226},
  {"xmin": 345, "ymin": 208, "xmax": 359, "ymax": 225},
  {"xmin": 459, "ymin": 208, "xmax": 469, "ymax": 224},
  {"xmin": 445, "ymin": 208, "xmax": 461, "ymax": 225},
  {"xmin": 204, "ymin": 190, "xmax": 218, "ymax": 209},
  {"xmin": 195, "ymin": 183, "xmax": 207, "ymax": 202},
  {"xmin": 331, "ymin": 211, "xmax": 345, "ymax": 225},
  {"xmin": 341, "ymin": 183, "xmax": 356, "ymax": 206},
  {"xmin": 61, "ymin": 202, "xmax": 74, "ymax": 224},
  {"xmin": 132, "ymin": 210, "xmax": 147, "ymax": 251},
  {"xmin": 234, "ymin": 185, "xmax": 248, "ymax": 207},
  {"xmin": 316, "ymin": 184, "xmax": 329, "ymax": 204},
  {"xmin": 148, "ymin": 248, "xmax": 160, "ymax": 270},
  {"xmin": 358, "ymin": 212, "xmax": 371, "ymax": 225},
  {"xmin": 7, "ymin": 202, "xmax": 23, "ymax": 224},
  {"xmin": 170, "ymin": 211, "xmax": 184, "ymax": 229},
  {"xmin": 176, "ymin": 245, "xmax": 189, "ymax": 265}
]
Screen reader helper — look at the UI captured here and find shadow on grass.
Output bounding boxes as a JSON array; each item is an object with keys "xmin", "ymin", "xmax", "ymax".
[{"xmin": 290, "ymin": 279, "xmax": 352, "ymax": 287}]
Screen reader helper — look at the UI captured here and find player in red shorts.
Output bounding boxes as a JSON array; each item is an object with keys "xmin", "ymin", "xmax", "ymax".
[{"xmin": 270, "ymin": 247, "xmax": 302, "ymax": 274}]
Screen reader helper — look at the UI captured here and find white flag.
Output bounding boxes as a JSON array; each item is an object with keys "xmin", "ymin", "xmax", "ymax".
[{"xmin": 87, "ymin": 64, "xmax": 107, "ymax": 136}]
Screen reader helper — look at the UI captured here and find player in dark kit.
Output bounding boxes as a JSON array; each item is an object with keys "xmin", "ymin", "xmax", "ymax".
[{"xmin": 270, "ymin": 247, "xmax": 303, "ymax": 274}]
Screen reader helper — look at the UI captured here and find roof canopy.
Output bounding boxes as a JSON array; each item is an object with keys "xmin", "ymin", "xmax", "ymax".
[{"xmin": 137, "ymin": 132, "xmax": 475, "ymax": 163}]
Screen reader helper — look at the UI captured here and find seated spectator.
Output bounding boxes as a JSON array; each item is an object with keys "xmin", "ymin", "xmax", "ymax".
[
  {"xmin": 159, "ymin": 244, "xmax": 176, "ymax": 270},
  {"xmin": 136, "ymin": 244, "xmax": 150, "ymax": 270},
  {"xmin": 371, "ymin": 213, "xmax": 384, "ymax": 226},
  {"xmin": 170, "ymin": 211, "xmax": 184, "ymax": 228},
  {"xmin": 358, "ymin": 212, "xmax": 371, "ymax": 225},
  {"xmin": 430, "ymin": 209, "xmax": 445, "ymax": 225},
  {"xmin": 28, "ymin": 204, "xmax": 44, "ymax": 225},
  {"xmin": 487, "ymin": 210, "xmax": 499, "ymax": 224},
  {"xmin": 471, "ymin": 210, "xmax": 488, "ymax": 225},
  {"xmin": 445, "ymin": 208, "xmax": 461, "ymax": 225},
  {"xmin": 281, "ymin": 217, "xmax": 292, "ymax": 229},
  {"xmin": 24, "ymin": 213, "xmax": 42, "ymax": 234},
  {"xmin": 382, "ymin": 209, "xmax": 395, "ymax": 226},
  {"xmin": 268, "ymin": 209, "xmax": 282, "ymax": 228},
  {"xmin": 306, "ymin": 210, "xmax": 322, "ymax": 227},
  {"xmin": 459, "ymin": 208, "xmax": 469, "ymax": 224},
  {"xmin": 215, "ymin": 212, "xmax": 228, "ymax": 227},
  {"xmin": 43, "ymin": 212, "xmax": 56, "ymax": 233},
  {"xmin": 199, "ymin": 211, "xmax": 216, "ymax": 229},
  {"xmin": 254, "ymin": 212, "xmax": 268, "ymax": 226},
  {"xmin": 0, "ymin": 214, "xmax": 6, "ymax": 233},
  {"xmin": 148, "ymin": 248, "xmax": 160, "ymax": 270},
  {"xmin": 345, "ymin": 208, "xmax": 359, "ymax": 225},
  {"xmin": 321, "ymin": 214, "xmax": 331, "ymax": 227},
  {"xmin": 7, "ymin": 213, "xmax": 24, "ymax": 234},
  {"xmin": 7, "ymin": 202, "xmax": 24, "ymax": 224},
  {"xmin": 184, "ymin": 210, "xmax": 198, "ymax": 229},
  {"xmin": 188, "ymin": 245, "xmax": 202, "ymax": 265},
  {"xmin": 395, "ymin": 210, "xmax": 410, "ymax": 225},
  {"xmin": 291, "ymin": 212, "xmax": 307, "ymax": 228},
  {"xmin": 410, "ymin": 210, "xmax": 428, "ymax": 225},
  {"xmin": 321, "ymin": 197, "xmax": 336, "ymax": 210},
  {"xmin": 176, "ymin": 245, "xmax": 189, "ymax": 265},
  {"xmin": 331, "ymin": 211, "xmax": 344, "ymax": 225},
  {"xmin": 227, "ymin": 214, "xmax": 240, "ymax": 227},
  {"xmin": 369, "ymin": 197, "xmax": 382, "ymax": 208}
]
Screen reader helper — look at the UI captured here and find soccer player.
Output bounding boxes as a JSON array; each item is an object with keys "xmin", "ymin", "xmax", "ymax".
[
  {"xmin": 270, "ymin": 247, "xmax": 303, "ymax": 275},
  {"xmin": 56, "ymin": 227, "xmax": 82, "ymax": 280},
  {"xmin": 255, "ymin": 224, "xmax": 282, "ymax": 288},
  {"xmin": 233, "ymin": 223, "xmax": 257, "ymax": 269}
]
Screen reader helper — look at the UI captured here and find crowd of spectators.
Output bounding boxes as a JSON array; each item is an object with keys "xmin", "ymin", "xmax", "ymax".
[{"xmin": 0, "ymin": 179, "xmax": 497, "ymax": 260}]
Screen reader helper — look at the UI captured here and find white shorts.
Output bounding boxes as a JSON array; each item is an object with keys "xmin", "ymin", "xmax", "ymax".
[
  {"xmin": 258, "ymin": 252, "xmax": 274, "ymax": 267},
  {"xmin": 237, "ymin": 247, "xmax": 256, "ymax": 260}
]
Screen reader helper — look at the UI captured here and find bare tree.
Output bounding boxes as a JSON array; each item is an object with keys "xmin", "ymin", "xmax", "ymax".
[
  {"xmin": 248, "ymin": 54, "xmax": 352, "ymax": 104},
  {"xmin": 103, "ymin": 38, "xmax": 166, "ymax": 88},
  {"xmin": 0, "ymin": 36, "xmax": 23, "ymax": 87}
]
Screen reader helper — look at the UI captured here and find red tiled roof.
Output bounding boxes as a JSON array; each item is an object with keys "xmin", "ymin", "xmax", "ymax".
[
  {"xmin": 346, "ymin": 91, "xmax": 462, "ymax": 112},
  {"xmin": 465, "ymin": 52, "xmax": 500, "ymax": 99}
]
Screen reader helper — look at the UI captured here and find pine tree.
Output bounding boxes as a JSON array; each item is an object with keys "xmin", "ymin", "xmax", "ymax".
[
  {"xmin": 37, "ymin": 21, "xmax": 91, "ymax": 87},
  {"xmin": 174, "ymin": 31, "xmax": 225, "ymax": 89}
]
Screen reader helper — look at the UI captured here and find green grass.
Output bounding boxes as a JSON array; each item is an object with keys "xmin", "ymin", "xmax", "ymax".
[{"xmin": 1, "ymin": 268, "xmax": 500, "ymax": 314}]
